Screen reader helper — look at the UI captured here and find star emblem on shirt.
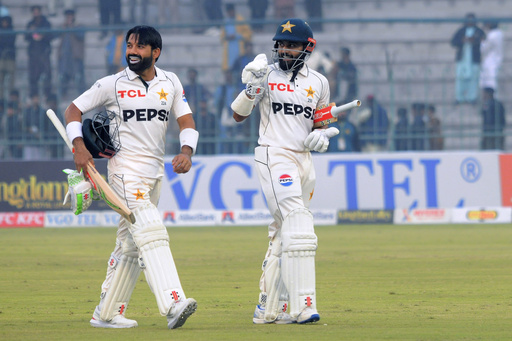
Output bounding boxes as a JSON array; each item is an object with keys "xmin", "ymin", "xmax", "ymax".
[
  {"xmin": 133, "ymin": 189, "xmax": 145, "ymax": 200},
  {"xmin": 157, "ymin": 88, "xmax": 168, "ymax": 101},
  {"xmin": 305, "ymin": 86, "xmax": 315, "ymax": 98},
  {"xmin": 281, "ymin": 21, "xmax": 296, "ymax": 33}
]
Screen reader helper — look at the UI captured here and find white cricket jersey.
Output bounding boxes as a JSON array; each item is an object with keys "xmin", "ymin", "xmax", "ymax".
[
  {"xmin": 254, "ymin": 63, "xmax": 330, "ymax": 152},
  {"xmin": 73, "ymin": 66, "xmax": 191, "ymax": 179}
]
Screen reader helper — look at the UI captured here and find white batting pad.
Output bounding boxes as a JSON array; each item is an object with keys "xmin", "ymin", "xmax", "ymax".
[
  {"xmin": 99, "ymin": 254, "xmax": 140, "ymax": 321},
  {"xmin": 260, "ymin": 234, "xmax": 289, "ymax": 322},
  {"xmin": 281, "ymin": 208, "xmax": 318, "ymax": 318},
  {"xmin": 130, "ymin": 203, "xmax": 186, "ymax": 316}
]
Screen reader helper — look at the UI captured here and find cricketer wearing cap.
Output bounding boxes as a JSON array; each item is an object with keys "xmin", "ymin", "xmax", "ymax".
[
  {"xmin": 64, "ymin": 25, "xmax": 198, "ymax": 329},
  {"xmin": 231, "ymin": 18, "xmax": 339, "ymax": 325}
]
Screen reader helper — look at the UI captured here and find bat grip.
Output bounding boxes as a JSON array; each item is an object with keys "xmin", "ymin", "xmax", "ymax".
[{"xmin": 331, "ymin": 99, "xmax": 361, "ymax": 118}]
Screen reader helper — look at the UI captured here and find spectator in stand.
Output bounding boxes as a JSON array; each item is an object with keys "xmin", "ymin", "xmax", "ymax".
[
  {"xmin": 183, "ymin": 68, "xmax": 211, "ymax": 114},
  {"xmin": 215, "ymin": 70, "xmax": 241, "ymax": 153},
  {"xmin": 480, "ymin": 20, "xmax": 503, "ymax": 94},
  {"xmin": 25, "ymin": 5, "xmax": 54, "ymax": 99},
  {"xmin": 450, "ymin": 13, "xmax": 485, "ymax": 105},
  {"xmin": 203, "ymin": 0, "xmax": 223, "ymax": 29},
  {"xmin": 332, "ymin": 47, "xmax": 358, "ymax": 105},
  {"xmin": 231, "ymin": 41, "xmax": 256, "ymax": 91},
  {"xmin": 98, "ymin": 0, "xmax": 121, "ymax": 39},
  {"xmin": 248, "ymin": 0, "xmax": 268, "ymax": 32},
  {"xmin": 0, "ymin": 15, "xmax": 15, "ymax": 101},
  {"xmin": 305, "ymin": 0, "xmax": 323, "ymax": 31},
  {"xmin": 23, "ymin": 94, "xmax": 49, "ymax": 160},
  {"xmin": 357, "ymin": 95, "xmax": 389, "ymax": 152},
  {"xmin": 394, "ymin": 107, "xmax": 409, "ymax": 151},
  {"xmin": 426, "ymin": 104, "xmax": 444, "ymax": 150},
  {"xmin": 45, "ymin": 93, "xmax": 63, "ymax": 158},
  {"xmin": 327, "ymin": 110, "xmax": 360, "ymax": 153},
  {"xmin": 410, "ymin": 102, "xmax": 426, "ymax": 151},
  {"xmin": 106, "ymin": 27, "xmax": 127, "ymax": 75},
  {"xmin": 221, "ymin": 3, "xmax": 252, "ymax": 72},
  {"xmin": 2, "ymin": 100, "xmax": 22, "ymax": 159},
  {"xmin": 195, "ymin": 99, "xmax": 217, "ymax": 155},
  {"xmin": 274, "ymin": 0, "xmax": 295, "ymax": 19},
  {"xmin": 58, "ymin": 9, "xmax": 86, "ymax": 98},
  {"xmin": 481, "ymin": 87, "xmax": 505, "ymax": 150}
]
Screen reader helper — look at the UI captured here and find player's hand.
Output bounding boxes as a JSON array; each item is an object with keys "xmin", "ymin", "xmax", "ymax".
[
  {"xmin": 242, "ymin": 54, "xmax": 268, "ymax": 97},
  {"xmin": 304, "ymin": 127, "xmax": 340, "ymax": 153},
  {"xmin": 62, "ymin": 169, "xmax": 94, "ymax": 215},
  {"xmin": 72, "ymin": 138, "xmax": 94, "ymax": 173},
  {"xmin": 172, "ymin": 153, "xmax": 192, "ymax": 174}
]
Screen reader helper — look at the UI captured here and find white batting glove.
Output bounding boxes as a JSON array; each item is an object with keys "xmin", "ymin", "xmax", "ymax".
[
  {"xmin": 304, "ymin": 127, "xmax": 340, "ymax": 153},
  {"xmin": 62, "ymin": 169, "xmax": 95, "ymax": 215},
  {"xmin": 242, "ymin": 53, "xmax": 268, "ymax": 97}
]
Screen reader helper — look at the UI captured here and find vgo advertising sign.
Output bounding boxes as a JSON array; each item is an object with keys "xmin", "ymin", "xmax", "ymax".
[{"xmin": 157, "ymin": 151, "xmax": 504, "ymax": 212}]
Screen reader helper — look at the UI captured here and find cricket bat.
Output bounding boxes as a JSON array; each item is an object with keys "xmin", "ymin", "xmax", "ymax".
[
  {"xmin": 46, "ymin": 109, "xmax": 136, "ymax": 224},
  {"xmin": 313, "ymin": 99, "xmax": 361, "ymax": 128}
]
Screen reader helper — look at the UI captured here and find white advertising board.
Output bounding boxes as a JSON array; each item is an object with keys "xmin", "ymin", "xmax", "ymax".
[{"xmin": 158, "ymin": 151, "xmax": 502, "ymax": 211}]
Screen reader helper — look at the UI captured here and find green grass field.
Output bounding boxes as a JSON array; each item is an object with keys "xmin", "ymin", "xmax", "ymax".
[{"xmin": 1, "ymin": 224, "xmax": 511, "ymax": 341}]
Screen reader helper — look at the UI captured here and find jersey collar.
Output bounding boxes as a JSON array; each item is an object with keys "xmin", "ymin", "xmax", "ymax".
[{"xmin": 124, "ymin": 66, "xmax": 164, "ymax": 82}]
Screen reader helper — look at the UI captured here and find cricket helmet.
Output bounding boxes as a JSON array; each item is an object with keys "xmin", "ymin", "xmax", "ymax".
[
  {"xmin": 82, "ymin": 110, "xmax": 120, "ymax": 159},
  {"xmin": 271, "ymin": 18, "xmax": 316, "ymax": 73}
]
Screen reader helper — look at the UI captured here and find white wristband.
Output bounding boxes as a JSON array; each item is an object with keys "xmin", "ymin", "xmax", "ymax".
[
  {"xmin": 230, "ymin": 90, "xmax": 255, "ymax": 117},
  {"xmin": 179, "ymin": 128, "xmax": 199, "ymax": 155},
  {"xmin": 66, "ymin": 121, "xmax": 83, "ymax": 144}
]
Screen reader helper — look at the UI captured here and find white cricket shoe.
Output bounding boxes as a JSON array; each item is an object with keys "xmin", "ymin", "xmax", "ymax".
[
  {"xmin": 167, "ymin": 298, "xmax": 197, "ymax": 329},
  {"xmin": 90, "ymin": 306, "xmax": 138, "ymax": 329},
  {"xmin": 296, "ymin": 307, "xmax": 320, "ymax": 324},
  {"xmin": 252, "ymin": 305, "xmax": 296, "ymax": 324}
]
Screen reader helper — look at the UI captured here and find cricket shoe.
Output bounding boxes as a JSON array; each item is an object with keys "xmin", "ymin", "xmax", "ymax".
[
  {"xmin": 167, "ymin": 298, "xmax": 197, "ymax": 329},
  {"xmin": 252, "ymin": 305, "xmax": 296, "ymax": 324},
  {"xmin": 90, "ymin": 306, "xmax": 138, "ymax": 328},
  {"xmin": 296, "ymin": 307, "xmax": 320, "ymax": 324}
]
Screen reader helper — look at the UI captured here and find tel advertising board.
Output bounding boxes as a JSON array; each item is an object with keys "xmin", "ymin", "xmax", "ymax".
[{"xmin": 157, "ymin": 151, "xmax": 506, "ymax": 212}]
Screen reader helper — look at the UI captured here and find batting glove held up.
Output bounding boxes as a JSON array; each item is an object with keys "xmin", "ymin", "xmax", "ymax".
[
  {"xmin": 304, "ymin": 127, "xmax": 340, "ymax": 153},
  {"xmin": 62, "ymin": 169, "xmax": 95, "ymax": 215},
  {"xmin": 242, "ymin": 53, "xmax": 268, "ymax": 97}
]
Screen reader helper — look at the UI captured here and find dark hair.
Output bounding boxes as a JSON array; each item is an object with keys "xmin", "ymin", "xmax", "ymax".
[
  {"xmin": 341, "ymin": 47, "xmax": 350, "ymax": 55},
  {"xmin": 483, "ymin": 87, "xmax": 495, "ymax": 96},
  {"xmin": 397, "ymin": 107, "xmax": 407, "ymax": 117},
  {"xmin": 125, "ymin": 25, "xmax": 162, "ymax": 60}
]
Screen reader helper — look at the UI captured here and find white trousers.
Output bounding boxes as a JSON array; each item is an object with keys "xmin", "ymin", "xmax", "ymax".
[{"xmin": 254, "ymin": 146, "xmax": 315, "ymax": 237}]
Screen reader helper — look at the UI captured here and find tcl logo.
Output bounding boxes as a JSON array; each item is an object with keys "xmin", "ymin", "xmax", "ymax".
[
  {"xmin": 118, "ymin": 90, "xmax": 146, "ymax": 98},
  {"xmin": 269, "ymin": 83, "xmax": 294, "ymax": 92}
]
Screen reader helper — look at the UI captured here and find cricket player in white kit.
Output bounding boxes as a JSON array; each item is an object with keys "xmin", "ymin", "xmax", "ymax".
[
  {"xmin": 63, "ymin": 26, "xmax": 198, "ymax": 329},
  {"xmin": 231, "ymin": 18, "xmax": 339, "ymax": 324}
]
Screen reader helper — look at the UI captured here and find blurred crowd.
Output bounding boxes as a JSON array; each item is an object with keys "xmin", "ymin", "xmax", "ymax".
[{"xmin": 0, "ymin": 2, "xmax": 506, "ymax": 159}]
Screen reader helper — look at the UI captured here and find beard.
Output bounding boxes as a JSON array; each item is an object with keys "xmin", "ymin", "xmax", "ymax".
[
  {"xmin": 278, "ymin": 56, "xmax": 304, "ymax": 72},
  {"xmin": 126, "ymin": 54, "xmax": 153, "ymax": 73}
]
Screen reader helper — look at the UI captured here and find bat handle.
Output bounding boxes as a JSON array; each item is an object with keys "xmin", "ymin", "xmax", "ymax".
[{"xmin": 331, "ymin": 99, "xmax": 361, "ymax": 118}]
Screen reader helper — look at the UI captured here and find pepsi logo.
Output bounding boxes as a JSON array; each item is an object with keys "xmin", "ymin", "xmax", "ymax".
[{"xmin": 279, "ymin": 174, "xmax": 293, "ymax": 186}]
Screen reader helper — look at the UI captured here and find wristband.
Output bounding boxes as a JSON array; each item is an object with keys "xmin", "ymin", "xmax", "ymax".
[
  {"xmin": 66, "ymin": 121, "xmax": 83, "ymax": 144},
  {"xmin": 179, "ymin": 128, "xmax": 199, "ymax": 155},
  {"xmin": 231, "ymin": 90, "xmax": 255, "ymax": 117}
]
